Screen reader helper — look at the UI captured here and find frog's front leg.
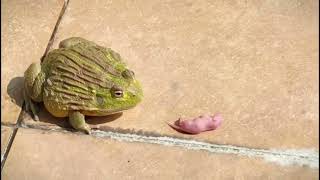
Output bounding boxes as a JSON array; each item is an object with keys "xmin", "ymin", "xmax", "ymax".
[
  {"xmin": 68, "ymin": 111, "xmax": 91, "ymax": 134},
  {"xmin": 23, "ymin": 62, "xmax": 45, "ymax": 121}
]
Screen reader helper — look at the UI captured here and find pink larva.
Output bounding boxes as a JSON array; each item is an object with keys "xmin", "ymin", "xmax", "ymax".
[{"xmin": 168, "ymin": 114, "xmax": 223, "ymax": 134}]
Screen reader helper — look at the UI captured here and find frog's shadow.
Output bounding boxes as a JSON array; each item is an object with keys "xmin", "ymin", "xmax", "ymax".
[
  {"xmin": 7, "ymin": 76, "xmax": 122, "ymax": 129},
  {"xmin": 7, "ymin": 77, "xmax": 24, "ymax": 108},
  {"xmin": 33, "ymin": 106, "xmax": 123, "ymax": 128}
]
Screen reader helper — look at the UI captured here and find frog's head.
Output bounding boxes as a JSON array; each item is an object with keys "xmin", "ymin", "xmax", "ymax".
[{"xmin": 93, "ymin": 68, "xmax": 143, "ymax": 115}]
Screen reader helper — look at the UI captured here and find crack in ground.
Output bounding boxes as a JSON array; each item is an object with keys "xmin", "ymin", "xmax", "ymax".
[
  {"xmin": 1, "ymin": 107, "xmax": 24, "ymax": 171},
  {"xmin": 2, "ymin": 123, "xmax": 318, "ymax": 169},
  {"xmin": 92, "ymin": 130, "xmax": 319, "ymax": 169},
  {"xmin": 41, "ymin": 0, "xmax": 70, "ymax": 62}
]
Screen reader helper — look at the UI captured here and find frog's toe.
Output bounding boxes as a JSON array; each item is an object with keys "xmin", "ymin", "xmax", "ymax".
[
  {"xmin": 29, "ymin": 101, "xmax": 40, "ymax": 121},
  {"xmin": 33, "ymin": 114, "xmax": 39, "ymax": 121},
  {"xmin": 77, "ymin": 124, "xmax": 91, "ymax": 135},
  {"xmin": 83, "ymin": 125, "xmax": 91, "ymax": 135},
  {"xmin": 24, "ymin": 100, "xmax": 30, "ymax": 113},
  {"xmin": 24, "ymin": 96, "xmax": 40, "ymax": 121}
]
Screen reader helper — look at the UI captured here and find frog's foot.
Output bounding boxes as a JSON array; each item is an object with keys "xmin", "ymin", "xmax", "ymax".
[
  {"xmin": 68, "ymin": 111, "xmax": 91, "ymax": 134},
  {"xmin": 23, "ymin": 90, "xmax": 40, "ymax": 121}
]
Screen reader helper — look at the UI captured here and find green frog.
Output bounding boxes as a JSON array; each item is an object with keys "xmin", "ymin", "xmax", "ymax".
[{"xmin": 23, "ymin": 37, "xmax": 143, "ymax": 134}]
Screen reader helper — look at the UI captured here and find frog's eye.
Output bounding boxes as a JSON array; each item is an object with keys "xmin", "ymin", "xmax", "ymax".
[
  {"xmin": 111, "ymin": 86, "xmax": 124, "ymax": 98},
  {"xmin": 114, "ymin": 90, "xmax": 123, "ymax": 98}
]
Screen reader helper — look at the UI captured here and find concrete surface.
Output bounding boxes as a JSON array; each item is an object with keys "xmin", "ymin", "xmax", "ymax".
[
  {"xmin": 2, "ymin": 128, "xmax": 318, "ymax": 180},
  {"xmin": 1, "ymin": 0, "xmax": 319, "ymax": 179}
]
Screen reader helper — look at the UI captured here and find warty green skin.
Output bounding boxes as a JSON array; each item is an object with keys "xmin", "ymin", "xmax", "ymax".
[{"xmin": 23, "ymin": 37, "xmax": 143, "ymax": 134}]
